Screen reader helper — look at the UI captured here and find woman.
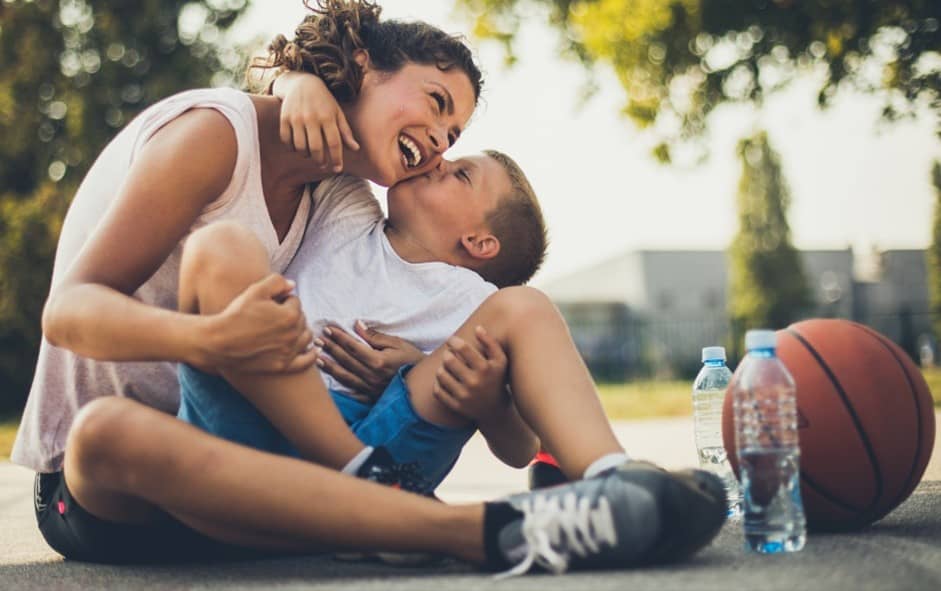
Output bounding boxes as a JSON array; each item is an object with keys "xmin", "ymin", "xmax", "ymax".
[{"xmin": 15, "ymin": 0, "xmax": 486, "ymax": 563}]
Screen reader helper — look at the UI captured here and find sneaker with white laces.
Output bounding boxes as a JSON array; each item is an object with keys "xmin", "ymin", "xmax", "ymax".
[{"xmin": 492, "ymin": 460, "xmax": 727, "ymax": 576}]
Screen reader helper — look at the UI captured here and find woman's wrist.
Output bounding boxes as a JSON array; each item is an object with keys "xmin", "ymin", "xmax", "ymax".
[{"xmin": 181, "ymin": 313, "xmax": 220, "ymax": 369}]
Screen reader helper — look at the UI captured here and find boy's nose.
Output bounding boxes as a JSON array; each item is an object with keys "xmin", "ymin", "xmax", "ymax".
[{"xmin": 433, "ymin": 159, "xmax": 453, "ymax": 178}]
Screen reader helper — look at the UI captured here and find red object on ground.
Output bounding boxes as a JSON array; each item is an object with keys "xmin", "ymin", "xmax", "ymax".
[{"xmin": 533, "ymin": 450, "xmax": 560, "ymax": 467}]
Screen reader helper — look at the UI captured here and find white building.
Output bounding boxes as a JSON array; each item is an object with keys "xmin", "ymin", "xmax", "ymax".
[{"xmin": 541, "ymin": 248, "xmax": 928, "ymax": 377}]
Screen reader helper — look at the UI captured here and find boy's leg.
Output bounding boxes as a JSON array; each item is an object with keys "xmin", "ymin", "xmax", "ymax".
[
  {"xmin": 406, "ymin": 286, "xmax": 624, "ymax": 480},
  {"xmin": 178, "ymin": 221, "xmax": 363, "ymax": 468},
  {"xmin": 63, "ymin": 396, "xmax": 486, "ymax": 561}
]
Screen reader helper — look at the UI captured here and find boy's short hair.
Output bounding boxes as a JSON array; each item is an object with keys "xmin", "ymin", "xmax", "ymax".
[{"xmin": 477, "ymin": 150, "xmax": 548, "ymax": 288}]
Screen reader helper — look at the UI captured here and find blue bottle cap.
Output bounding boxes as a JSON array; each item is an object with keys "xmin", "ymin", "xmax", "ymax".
[
  {"xmin": 745, "ymin": 329, "xmax": 776, "ymax": 351},
  {"xmin": 701, "ymin": 346, "xmax": 726, "ymax": 362}
]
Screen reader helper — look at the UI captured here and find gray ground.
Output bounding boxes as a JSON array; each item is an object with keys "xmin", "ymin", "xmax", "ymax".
[{"xmin": 2, "ymin": 416, "xmax": 940, "ymax": 590}]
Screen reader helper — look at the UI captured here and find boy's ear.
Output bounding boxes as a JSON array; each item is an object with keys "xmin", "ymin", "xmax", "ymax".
[{"xmin": 460, "ymin": 232, "xmax": 500, "ymax": 261}]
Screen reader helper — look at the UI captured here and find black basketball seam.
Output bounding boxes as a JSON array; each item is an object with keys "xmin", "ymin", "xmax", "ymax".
[
  {"xmin": 800, "ymin": 469, "xmax": 863, "ymax": 515},
  {"xmin": 853, "ymin": 322, "xmax": 924, "ymax": 519},
  {"xmin": 785, "ymin": 327, "xmax": 884, "ymax": 512}
]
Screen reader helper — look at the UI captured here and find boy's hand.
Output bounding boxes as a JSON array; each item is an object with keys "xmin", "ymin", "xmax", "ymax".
[
  {"xmin": 314, "ymin": 320, "xmax": 425, "ymax": 401},
  {"xmin": 432, "ymin": 326, "xmax": 510, "ymax": 423},
  {"xmin": 272, "ymin": 71, "xmax": 360, "ymax": 171}
]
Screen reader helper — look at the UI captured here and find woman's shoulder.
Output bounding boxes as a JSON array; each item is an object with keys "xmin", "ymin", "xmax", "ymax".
[{"xmin": 157, "ymin": 87, "xmax": 252, "ymax": 109}]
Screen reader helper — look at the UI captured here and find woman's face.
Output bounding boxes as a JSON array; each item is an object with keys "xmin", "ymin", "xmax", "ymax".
[{"xmin": 344, "ymin": 59, "xmax": 477, "ymax": 187}]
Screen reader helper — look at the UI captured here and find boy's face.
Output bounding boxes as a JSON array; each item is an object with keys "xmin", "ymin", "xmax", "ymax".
[{"xmin": 387, "ymin": 154, "xmax": 509, "ymax": 259}]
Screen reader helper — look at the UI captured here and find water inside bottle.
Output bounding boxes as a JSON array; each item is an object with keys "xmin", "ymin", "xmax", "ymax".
[
  {"xmin": 739, "ymin": 447, "xmax": 807, "ymax": 553},
  {"xmin": 693, "ymin": 387, "xmax": 742, "ymax": 518},
  {"xmin": 697, "ymin": 445, "xmax": 743, "ymax": 518}
]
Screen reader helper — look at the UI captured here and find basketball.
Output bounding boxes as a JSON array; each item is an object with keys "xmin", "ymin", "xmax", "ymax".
[{"xmin": 721, "ymin": 318, "xmax": 936, "ymax": 531}]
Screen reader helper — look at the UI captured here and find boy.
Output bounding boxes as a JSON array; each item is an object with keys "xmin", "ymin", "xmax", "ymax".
[{"xmin": 179, "ymin": 151, "xmax": 673, "ymax": 494}]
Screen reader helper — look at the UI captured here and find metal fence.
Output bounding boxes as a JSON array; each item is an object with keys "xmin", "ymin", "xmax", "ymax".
[{"xmin": 558, "ymin": 304, "xmax": 934, "ymax": 382}]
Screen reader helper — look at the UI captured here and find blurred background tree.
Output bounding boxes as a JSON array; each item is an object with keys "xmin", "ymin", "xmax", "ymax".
[
  {"xmin": 929, "ymin": 161, "xmax": 941, "ymax": 342},
  {"xmin": 456, "ymin": 0, "xmax": 941, "ymax": 163},
  {"xmin": 0, "ymin": 0, "xmax": 248, "ymax": 413},
  {"xmin": 726, "ymin": 130, "xmax": 810, "ymax": 358}
]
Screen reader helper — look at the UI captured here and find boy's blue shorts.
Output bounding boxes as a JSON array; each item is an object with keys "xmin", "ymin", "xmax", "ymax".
[{"xmin": 176, "ymin": 364, "xmax": 474, "ymax": 492}]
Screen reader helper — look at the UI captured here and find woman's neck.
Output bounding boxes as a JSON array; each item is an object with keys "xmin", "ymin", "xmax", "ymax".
[{"xmin": 252, "ymin": 95, "xmax": 321, "ymax": 240}]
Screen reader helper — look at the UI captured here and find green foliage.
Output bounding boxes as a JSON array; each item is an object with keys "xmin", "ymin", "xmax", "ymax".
[
  {"xmin": 0, "ymin": 0, "xmax": 248, "ymax": 411},
  {"xmin": 456, "ymin": 0, "xmax": 941, "ymax": 161},
  {"xmin": 597, "ymin": 379, "xmax": 693, "ymax": 419},
  {"xmin": 726, "ymin": 130, "xmax": 810, "ymax": 357},
  {"xmin": 0, "ymin": 413, "xmax": 19, "ymax": 460},
  {"xmin": 929, "ymin": 161, "xmax": 941, "ymax": 341}
]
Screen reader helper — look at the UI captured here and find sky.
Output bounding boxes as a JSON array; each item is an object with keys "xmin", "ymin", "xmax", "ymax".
[{"xmin": 229, "ymin": 0, "xmax": 941, "ymax": 285}]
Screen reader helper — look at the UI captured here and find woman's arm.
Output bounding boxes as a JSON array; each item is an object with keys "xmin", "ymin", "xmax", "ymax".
[{"xmin": 43, "ymin": 108, "xmax": 314, "ymax": 373}]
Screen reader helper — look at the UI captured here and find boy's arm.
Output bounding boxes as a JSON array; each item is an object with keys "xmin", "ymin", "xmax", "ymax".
[
  {"xmin": 271, "ymin": 71, "xmax": 359, "ymax": 170},
  {"xmin": 476, "ymin": 389, "xmax": 541, "ymax": 468},
  {"xmin": 433, "ymin": 327, "xmax": 540, "ymax": 468}
]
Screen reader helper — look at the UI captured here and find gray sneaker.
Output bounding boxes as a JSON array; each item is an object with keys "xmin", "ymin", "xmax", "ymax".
[{"xmin": 495, "ymin": 461, "xmax": 727, "ymax": 576}]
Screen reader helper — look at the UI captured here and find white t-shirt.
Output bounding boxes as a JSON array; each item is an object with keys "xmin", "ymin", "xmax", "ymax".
[
  {"xmin": 287, "ymin": 175, "xmax": 498, "ymax": 395},
  {"xmin": 13, "ymin": 88, "xmax": 311, "ymax": 472}
]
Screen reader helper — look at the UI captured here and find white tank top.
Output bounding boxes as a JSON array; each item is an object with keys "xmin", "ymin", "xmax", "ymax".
[{"xmin": 12, "ymin": 88, "xmax": 311, "ymax": 472}]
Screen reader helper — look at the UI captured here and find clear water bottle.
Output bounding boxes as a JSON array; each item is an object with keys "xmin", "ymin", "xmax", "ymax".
[
  {"xmin": 692, "ymin": 346, "xmax": 742, "ymax": 519},
  {"xmin": 730, "ymin": 330, "xmax": 806, "ymax": 553}
]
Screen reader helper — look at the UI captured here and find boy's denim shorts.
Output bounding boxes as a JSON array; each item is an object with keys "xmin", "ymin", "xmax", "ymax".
[{"xmin": 177, "ymin": 364, "xmax": 474, "ymax": 492}]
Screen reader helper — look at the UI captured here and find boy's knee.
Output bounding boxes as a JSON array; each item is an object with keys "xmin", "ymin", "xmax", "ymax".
[
  {"xmin": 182, "ymin": 221, "xmax": 267, "ymax": 279},
  {"xmin": 484, "ymin": 285, "xmax": 556, "ymax": 327},
  {"xmin": 180, "ymin": 221, "xmax": 269, "ymax": 297}
]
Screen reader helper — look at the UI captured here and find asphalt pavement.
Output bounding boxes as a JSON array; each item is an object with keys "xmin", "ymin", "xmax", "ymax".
[{"xmin": 1, "ymin": 416, "xmax": 939, "ymax": 590}]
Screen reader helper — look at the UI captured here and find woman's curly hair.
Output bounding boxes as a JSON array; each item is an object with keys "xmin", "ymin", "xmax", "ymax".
[{"xmin": 251, "ymin": 0, "xmax": 482, "ymax": 104}]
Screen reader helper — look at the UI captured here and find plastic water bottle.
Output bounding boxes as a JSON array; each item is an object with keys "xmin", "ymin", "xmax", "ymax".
[
  {"xmin": 729, "ymin": 330, "xmax": 806, "ymax": 553},
  {"xmin": 692, "ymin": 346, "xmax": 742, "ymax": 519}
]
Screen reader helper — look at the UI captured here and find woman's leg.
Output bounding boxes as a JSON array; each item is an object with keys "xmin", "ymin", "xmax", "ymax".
[
  {"xmin": 178, "ymin": 221, "xmax": 364, "ymax": 468},
  {"xmin": 64, "ymin": 396, "xmax": 486, "ymax": 560},
  {"xmin": 406, "ymin": 286, "xmax": 624, "ymax": 481}
]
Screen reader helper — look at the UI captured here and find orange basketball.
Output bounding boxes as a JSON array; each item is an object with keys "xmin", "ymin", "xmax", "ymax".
[{"xmin": 721, "ymin": 319, "xmax": 936, "ymax": 531}]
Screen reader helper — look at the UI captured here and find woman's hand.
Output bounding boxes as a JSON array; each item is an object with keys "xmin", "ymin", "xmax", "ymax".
[
  {"xmin": 199, "ymin": 274, "xmax": 318, "ymax": 374},
  {"xmin": 272, "ymin": 71, "xmax": 360, "ymax": 171},
  {"xmin": 314, "ymin": 320, "xmax": 425, "ymax": 401},
  {"xmin": 432, "ymin": 326, "xmax": 510, "ymax": 423}
]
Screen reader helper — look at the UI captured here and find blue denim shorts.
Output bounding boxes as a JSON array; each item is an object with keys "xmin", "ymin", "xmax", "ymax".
[{"xmin": 177, "ymin": 364, "xmax": 474, "ymax": 491}]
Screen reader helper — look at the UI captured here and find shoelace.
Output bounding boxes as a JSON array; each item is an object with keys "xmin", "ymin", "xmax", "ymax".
[{"xmin": 496, "ymin": 491, "xmax": 618, "ymax": 579}]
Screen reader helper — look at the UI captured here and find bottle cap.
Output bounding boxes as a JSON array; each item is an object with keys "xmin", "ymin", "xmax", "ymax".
[
  {"xmin": 701, "ymin": 346, "xmax": 726, "ymax": 362},
  {"xmin": 745, "ymin": 329, "xmax": 777, "ymax": 351}
]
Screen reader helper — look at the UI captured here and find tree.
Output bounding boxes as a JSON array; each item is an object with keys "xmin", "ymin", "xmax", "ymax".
[
  {"xmin": 456, "ymin": 0, "xmax": 941, "ymax": 162},
  {"xmin": 0, "ymin": 0, "xmax": 248, "ymax": 412},
  {"xmin": 726, "ymin": 130, "xmax": 810, "ymax": 357},
  {"xmin": 928, "ymin": 161, "xmax": 941, "ymax": 343}
]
